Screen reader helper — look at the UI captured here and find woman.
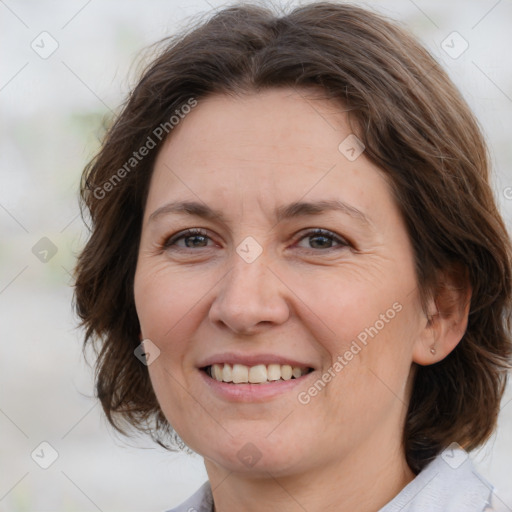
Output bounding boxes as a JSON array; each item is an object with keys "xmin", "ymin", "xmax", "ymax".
[{"xmin": 74, "ymin": 2, "xmax": 512, "ymax": 511}]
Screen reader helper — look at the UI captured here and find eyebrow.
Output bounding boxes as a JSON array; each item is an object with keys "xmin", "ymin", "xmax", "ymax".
[{"xmin": 148, "ymin": 199, "xmax": 371, "ymax": 227}]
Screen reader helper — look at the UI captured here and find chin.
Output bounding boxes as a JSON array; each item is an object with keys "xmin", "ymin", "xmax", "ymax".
[{"xmin": 198, "ymin": 433, "xmax": 308, "ymax": 476}]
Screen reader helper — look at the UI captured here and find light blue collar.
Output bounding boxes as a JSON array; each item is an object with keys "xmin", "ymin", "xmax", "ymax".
[{"xmin": 166, "ymin": 448, "xmax": 495, "ymax": 512}]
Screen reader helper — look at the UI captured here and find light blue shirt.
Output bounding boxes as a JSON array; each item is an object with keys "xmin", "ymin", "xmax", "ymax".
[{"xmin": 165, "ymin": 448, "xmax": 498, "ymax": 511}]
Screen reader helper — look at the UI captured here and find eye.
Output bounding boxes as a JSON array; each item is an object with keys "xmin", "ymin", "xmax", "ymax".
[
  {"xmin": 295, "ymin": 228, "xmax": 350, "ymax": 251},
  {"xmin": 163, "ymin": 228, "xmax": 214, "ymax": 249},
  {"xmin": 162, "ymin": 227, "xmax": 350, "ymax": 252}
]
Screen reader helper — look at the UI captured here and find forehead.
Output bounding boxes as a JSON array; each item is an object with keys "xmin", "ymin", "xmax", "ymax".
[
  {"xmin": 157, "ymin": 88, "xmax": 352, "ymax": 171},
  {"xmin": 145, "ymin": 88, "xmax": 395, "ymax": 225}
]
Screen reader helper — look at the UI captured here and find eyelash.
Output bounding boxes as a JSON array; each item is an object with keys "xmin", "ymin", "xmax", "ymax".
[{"xmin": 162, "ymin": 228, "xmax": 350, "ymax": 252}]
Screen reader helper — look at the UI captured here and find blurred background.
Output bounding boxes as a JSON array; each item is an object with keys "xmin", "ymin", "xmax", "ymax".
[{"xmin": 1, "ymin": 0, "xmax": 511, "ymax": 510}]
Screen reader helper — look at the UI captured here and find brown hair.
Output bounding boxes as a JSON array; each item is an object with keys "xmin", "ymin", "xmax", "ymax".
[{"xmin": 74, "ymin": 1, "xmax": 512, "ymax": 473}]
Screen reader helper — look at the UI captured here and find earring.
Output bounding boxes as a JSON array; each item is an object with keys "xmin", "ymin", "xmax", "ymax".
[{"xmin": 430, "ymin": 345, "xmax": 436, "ymax": 355}]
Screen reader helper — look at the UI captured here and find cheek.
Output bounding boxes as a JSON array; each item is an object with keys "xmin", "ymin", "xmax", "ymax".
[
  {"xmin": 308, "ymin": 267, "xmax": 414, "ymax": 348},
  {"xmin": 133, "ymin": 266, "xmax": 200, "ymax": 423},
  {"xmin": 134, "ymin": 263, "xmax": 207, "ymax": 346},
  {"xmin": 307, "ymin": 263, "xmax": 421, "ymax": 398}
]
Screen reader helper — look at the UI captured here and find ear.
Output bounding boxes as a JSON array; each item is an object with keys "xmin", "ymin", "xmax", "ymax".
[{"xmin": 413, "ymin": 264, "xmax": 472, "ymax": 366}]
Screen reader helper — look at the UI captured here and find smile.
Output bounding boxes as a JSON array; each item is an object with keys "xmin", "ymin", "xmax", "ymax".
[{"xmin": 203, "ymin": 363, "xmax": 314, "ymax": 384}]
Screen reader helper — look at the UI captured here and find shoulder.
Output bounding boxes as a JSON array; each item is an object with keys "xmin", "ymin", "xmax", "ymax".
[
  {"xmin": 164, "ymin": 449, "xmax": 498, "ymax": 512},
  {"xmin": 164, "ymin": 481, "xmax": 213, "ymax": 512},
  {"xmin": 380, "ymin": 447, "xmax": 496, "ymax": 512}
]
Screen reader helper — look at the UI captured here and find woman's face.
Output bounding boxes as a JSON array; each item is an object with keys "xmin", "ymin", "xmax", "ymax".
[{"xmin": 134, "ymin": 88, "xmax": 427, "ymax": 476}]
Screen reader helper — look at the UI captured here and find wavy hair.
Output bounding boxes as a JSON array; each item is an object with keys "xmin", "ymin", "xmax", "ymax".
[{"xmin": 74, "ymin": 2, "xmax": 512, "ymax": 473}]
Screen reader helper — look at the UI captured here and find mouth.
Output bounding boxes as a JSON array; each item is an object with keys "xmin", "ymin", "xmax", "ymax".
[{"xmin": 201, "ymin": 363, "xmax": 315, "ymax": 384}]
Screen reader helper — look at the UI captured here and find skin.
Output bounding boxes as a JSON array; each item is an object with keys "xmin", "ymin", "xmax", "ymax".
[{"xmin": 133, "ymin": 88, "xmax": 469, "ymax": 512}]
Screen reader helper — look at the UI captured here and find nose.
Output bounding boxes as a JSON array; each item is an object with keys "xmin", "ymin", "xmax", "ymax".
[{"xmin": 208, "ymin": 251, "xmax": 290, "ymax": 335}]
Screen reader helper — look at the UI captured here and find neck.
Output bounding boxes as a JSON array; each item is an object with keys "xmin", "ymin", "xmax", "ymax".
[{"xmin": 204, "ymin": 435, "xmax": 415, "ymax": 512}]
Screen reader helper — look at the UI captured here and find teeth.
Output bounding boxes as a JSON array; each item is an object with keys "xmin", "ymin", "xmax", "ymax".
[
  {"xmin": 212, "ymin": 364, "xmax": 223, "ymax": 381},
  {"xmin": 267, "ymin": 364, "xmax": 281, "ymax": 381},
  {"xmin": 281, "ymin": 365, "xmax": 292, "ymax": 380},
  {"xmin": 222, "ymin": 363, "xmax": 233, "ymax": 382},
  {"xmin": 232, "ymin": 364, "xmax": 249, "ymax": 383},
  {"xmin": 292, "ymin": 366, "xmax": 303, "ymax": 379},
  {"xmin": 209, "ymin": 363, "xmax": 310, "ymax": 384},
  {"xmin": 248, "ymin": 364, "xmax": 267, "ymax": 383}
]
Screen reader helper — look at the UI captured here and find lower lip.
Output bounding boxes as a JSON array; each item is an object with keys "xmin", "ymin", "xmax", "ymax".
[{"xmin": 199, "ymin": 369, "xmax": 315, "ymax": 402}]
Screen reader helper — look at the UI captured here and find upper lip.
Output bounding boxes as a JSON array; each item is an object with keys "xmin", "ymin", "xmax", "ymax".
[{"xmin": 198, "ymin": 352, "xmax": 315, "ymax": 369}]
